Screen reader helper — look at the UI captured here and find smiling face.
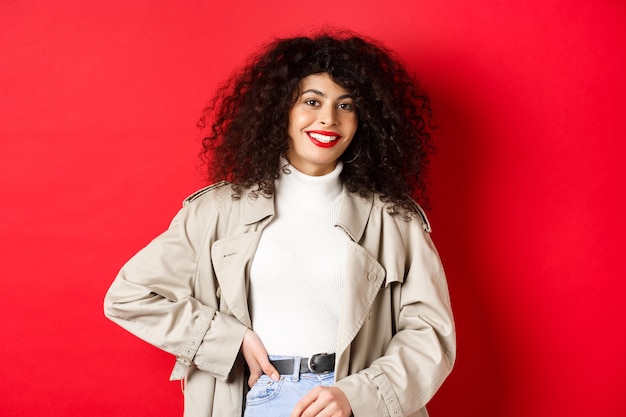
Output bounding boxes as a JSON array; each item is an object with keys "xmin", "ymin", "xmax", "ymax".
[{"xmin": 286, "ymin": 73, "xmax": 358, "ymax": 176}]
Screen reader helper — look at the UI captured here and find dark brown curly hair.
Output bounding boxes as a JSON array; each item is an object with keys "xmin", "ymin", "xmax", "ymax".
[{"xmin": 198, "ymin": 32, "xmax": 435, "ymax": 214}]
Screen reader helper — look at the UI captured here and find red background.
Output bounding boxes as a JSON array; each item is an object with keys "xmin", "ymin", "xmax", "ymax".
[{"xmin": 1, "ymin": 1, "xmax": 625, "ymax": 416}]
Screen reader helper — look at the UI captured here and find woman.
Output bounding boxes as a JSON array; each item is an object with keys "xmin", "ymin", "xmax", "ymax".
[{"xmin": 104, "ymin": 33, "xmax": 455, "ymax": 417}]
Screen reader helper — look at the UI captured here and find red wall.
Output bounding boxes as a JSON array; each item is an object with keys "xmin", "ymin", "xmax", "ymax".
[{"xmin": 1, "ymin": 1, "xmax": 624, "ymax": 416}]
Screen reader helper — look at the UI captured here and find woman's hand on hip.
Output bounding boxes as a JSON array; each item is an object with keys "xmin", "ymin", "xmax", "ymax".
[
  {"xmin": 241, "ymin": 329, "xmax": 280, "ymax": 387},
  {"xmin": 290, "ymin": 386, "xmax": 352, "ymax": 417}
]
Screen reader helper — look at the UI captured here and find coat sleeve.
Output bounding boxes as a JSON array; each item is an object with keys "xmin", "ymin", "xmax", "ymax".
[
  {"xmin": 103, "ymin": 196, "xmax": 248, "ymax": 382},
  {"xmin": 335, "ymin": 215, "xmax": 456, "ymax": 416}
]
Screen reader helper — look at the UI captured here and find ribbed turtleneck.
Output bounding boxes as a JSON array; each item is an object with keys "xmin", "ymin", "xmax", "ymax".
[
  {"xmin": 248, "ymin": 161, "xmax": 347, "ymax": 357},
  {"xmin": 273, "ymin": 160, "xmax": 344, "ymax": 210}
]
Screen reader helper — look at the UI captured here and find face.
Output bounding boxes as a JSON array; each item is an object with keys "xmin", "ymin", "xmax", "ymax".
[{"xmin": 286, "ymin": 73, "xmax": 358, "ymax": 176}]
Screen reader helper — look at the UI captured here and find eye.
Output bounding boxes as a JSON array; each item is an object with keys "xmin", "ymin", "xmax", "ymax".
[
  {"xmin": 338, "ymin": 102, "xmax": 355, "ymax": 111},
  {"xmin": 304, "ymin": 99, "xmax": 320, "ymax": 106}
]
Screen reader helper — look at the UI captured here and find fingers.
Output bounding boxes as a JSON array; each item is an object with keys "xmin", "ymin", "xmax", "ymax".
[
  {"xmin": 258, "ymin": 355, "xmax": 280, "ymax": 382},
  {"xmin": 241, "ymin": 329, "xmax": 280, "ymax": 387},
  {"xmin": 290, "ymin": 388, "xmax": 317, "ymax": 417},
  {"xmin": 248, "ymin": 372, "xmax": 260, "ymax": 388},
  {"xmin": 247, "ymin": 355, "xmax": 279, "ymax": 388},
  {"xmin": 291, "ymin": 387, "xmax": 352, "ymax": 417}
]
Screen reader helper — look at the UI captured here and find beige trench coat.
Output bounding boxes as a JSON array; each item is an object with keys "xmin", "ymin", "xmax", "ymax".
[{"xmin": 104, "ymin": 182, "xmax": 456, "ymax": 417}]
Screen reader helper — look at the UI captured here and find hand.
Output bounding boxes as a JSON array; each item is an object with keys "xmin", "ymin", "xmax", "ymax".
[
  {"xmin": 290, "ymin": 386, "xmax": 352, "ymax": 417},
  {"xmin": 240, "ymin": 329, "xmax": 280, "ymax": 387}
]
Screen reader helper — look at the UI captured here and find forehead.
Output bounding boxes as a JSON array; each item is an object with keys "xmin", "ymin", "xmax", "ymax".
[{"xmin": 298, "ymin": 73, "xmax": 351, "ymax": 96}]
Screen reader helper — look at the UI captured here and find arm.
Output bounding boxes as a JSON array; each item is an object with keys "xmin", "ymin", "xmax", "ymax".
[
  {"xmin": 103, "ymin": 196, "xmax": 248, "ymax": 381},
  {"xmin": 336, "ymin": 217, "xmax": 456, "ymax": 416}
]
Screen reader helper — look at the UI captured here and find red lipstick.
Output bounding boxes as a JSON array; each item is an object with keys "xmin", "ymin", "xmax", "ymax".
[{"xmin": 307, "ymin": 131, "xmax": 341, "ymax": 148}]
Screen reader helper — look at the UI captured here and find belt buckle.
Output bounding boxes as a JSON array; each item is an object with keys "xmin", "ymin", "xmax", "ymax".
[{"xmin": 307, "ymin": 353, "xmax": 327, "ymax": 373}]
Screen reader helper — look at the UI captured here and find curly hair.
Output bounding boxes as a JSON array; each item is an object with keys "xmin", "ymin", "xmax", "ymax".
[{"xmin": 198, "ymin": 32, "xmax": 435, "ymax": 215}]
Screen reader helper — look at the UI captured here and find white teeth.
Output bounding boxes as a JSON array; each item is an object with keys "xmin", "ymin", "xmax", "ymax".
[{"xmin": 309, "ymin": 132, "xmax": 339, "ymax": 143}]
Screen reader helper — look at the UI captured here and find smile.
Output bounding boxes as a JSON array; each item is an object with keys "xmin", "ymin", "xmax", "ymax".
[{"xmin": 307, "ymin": 131, "xmax": 341, "ymax": 148}]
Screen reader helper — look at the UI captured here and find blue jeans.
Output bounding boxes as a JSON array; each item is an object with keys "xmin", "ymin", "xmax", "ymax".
[{"xmin": 243, "ymin": 356, "xmax": 335, "ymax": 417}]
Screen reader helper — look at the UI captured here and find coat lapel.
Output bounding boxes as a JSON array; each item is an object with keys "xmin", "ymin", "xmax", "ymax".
[
  {"xmin": 335, "ymin": 190, "xmax": 386, "ymax": 360},
  {"xmin": 211, "ymin": 191, "xmax": 274, "ymax": 329},
  {"xmin": 336, "ymin": 241, "xmax": 386, "ymax": 355},
  {"xmin": 211, "ymin": 232, "xmax": 264, "ymax": 329}
]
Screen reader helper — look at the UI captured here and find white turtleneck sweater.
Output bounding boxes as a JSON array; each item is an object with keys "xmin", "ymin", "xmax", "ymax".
[{"xmin": 248, "ymin": 161, "xmax": 347, "ymax": 357}]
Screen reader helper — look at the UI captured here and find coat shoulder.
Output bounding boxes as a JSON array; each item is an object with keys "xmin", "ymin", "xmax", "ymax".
[
  {"xmin": 373, "ymin": 195, "xmax": 432, "ymax": 234},
  {"xmin": 182, "ymin": 181, "xmax": 230, "ymax": 207},
  {"xmin": 408, "ymin": 200, "xmax": 432, "ymax": 233}
]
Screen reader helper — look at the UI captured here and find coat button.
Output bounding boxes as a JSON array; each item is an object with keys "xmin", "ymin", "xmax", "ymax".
[{"xmin": 367, "ymin": 271, "xmax": 377, "ymax": 281}]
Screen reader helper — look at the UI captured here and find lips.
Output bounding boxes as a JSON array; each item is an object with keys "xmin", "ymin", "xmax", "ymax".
[{"xmin": 307, "ymin": 131, "xmax": 341, "ymax": 148}]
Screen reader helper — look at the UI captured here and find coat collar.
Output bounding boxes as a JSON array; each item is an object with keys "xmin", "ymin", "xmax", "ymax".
[
  {"xmin": 239, "ymin": 186, "xmax": 374, "ymax": 241},
  {"xmin": 240, "ymin": 190, "xmax": 274, "ymax": 226},
  {"xmin": 335, "ymin": 188, "xmax": 375, "ymax": 243}
]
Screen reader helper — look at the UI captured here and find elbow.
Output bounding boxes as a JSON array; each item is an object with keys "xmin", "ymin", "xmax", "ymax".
[
  {"xmin": 102, "ymin": 283, "xmax": 127, "ymax": 322},
  {"xmin": 102, "ymin": 288, "xmax": 117, "ymax": 320}
]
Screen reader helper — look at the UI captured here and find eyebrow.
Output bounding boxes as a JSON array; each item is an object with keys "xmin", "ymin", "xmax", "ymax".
[{"xmin": 301, "ymin": 89, "xmax": 353, "ymax": 100}]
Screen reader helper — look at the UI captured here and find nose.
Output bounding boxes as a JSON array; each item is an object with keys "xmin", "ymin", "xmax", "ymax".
[{"xmin": 319, "ymin": 104, "xmax": 337, "ymax": 126}]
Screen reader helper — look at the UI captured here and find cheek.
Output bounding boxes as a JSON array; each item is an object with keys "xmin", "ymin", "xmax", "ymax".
[
  {"xmin": 287, "ymin": 113, "xmax": 302, "ymax": 136},
  {"xmin": 289, "ymin": 110, "xmax": 311, "ymax": 130},
  {"xmin": 344, "ymin": 116, "xmax": 358, "ymax": 137},
  {"xmin": 286, "ymin": 115, "xmax": 303, "ymax": 144}
]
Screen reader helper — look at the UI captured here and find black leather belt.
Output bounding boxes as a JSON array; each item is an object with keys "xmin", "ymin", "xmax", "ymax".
[{"xmin": 270, "ymin": 353, "xmax": 335, "ymax": 375}]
